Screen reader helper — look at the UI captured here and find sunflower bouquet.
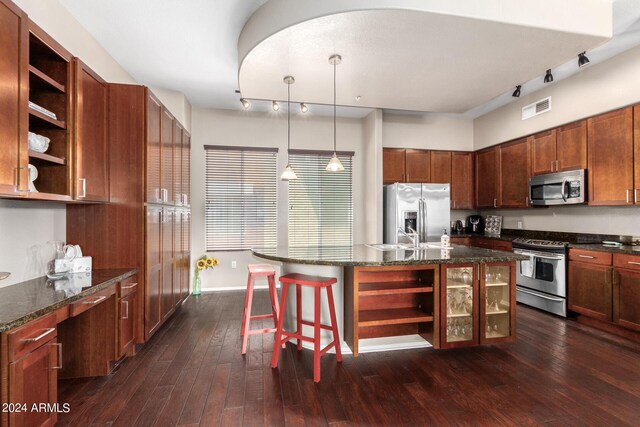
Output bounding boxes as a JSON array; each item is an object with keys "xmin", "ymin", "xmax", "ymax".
[{"xmin": 193, "ymin": 255, "xmax": 219, "ymax": 295}]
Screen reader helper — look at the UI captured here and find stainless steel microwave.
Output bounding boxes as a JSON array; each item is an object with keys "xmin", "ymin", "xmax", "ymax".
[{"xmin": 529, "ymin": 169, "xmax": 586, "ymax": 206}]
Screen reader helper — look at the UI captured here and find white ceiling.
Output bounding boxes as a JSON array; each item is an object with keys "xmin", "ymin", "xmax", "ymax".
[{"xmin": 59, "ymin": 0, "xmax": 640, "ymax": 118}]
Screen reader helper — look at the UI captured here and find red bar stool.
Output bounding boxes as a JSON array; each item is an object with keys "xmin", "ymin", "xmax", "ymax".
[
  {"xmin": 241, "ymin": 264, "xmax": 280, "ymax": 355},
  {"xmin": 271, "ymin": 273, "xmax": 342, "ymax": 382}
]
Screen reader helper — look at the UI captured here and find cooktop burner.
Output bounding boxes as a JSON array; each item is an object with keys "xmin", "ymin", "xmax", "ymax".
[{"xmin": 512, "ymin": 237, "xmax": 569, "ymax": 252}]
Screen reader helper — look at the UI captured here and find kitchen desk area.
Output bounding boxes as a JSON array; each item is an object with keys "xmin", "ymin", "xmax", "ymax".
[
  {"xmin": 0, "ymin": 269, "xmax": 137, "ymax": 427},
  {"xmin": 253, "ymin": 245, "xmax": 526, "ymax": 355}
]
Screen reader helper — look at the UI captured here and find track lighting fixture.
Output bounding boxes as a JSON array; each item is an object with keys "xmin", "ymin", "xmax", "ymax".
[
  {"xmin": 240, "ymin": 98, "xmax": 250, "ymax": 109},
  {"xmin": 578, "ymin": 52, "xmax": 590, "ymax": 67},
  {"xmin": 300, "ymin": 103, "xmax": 308, "ymax": 113},
  {"xmin": 544, "ymin": 69, "xmax": 553, "ymax": 84},
  {"xmin": 512, "ymin": 85, "xmax": 521, "ymax": 98},
  {"xmin": 272, "ymin": 101, "xmax": 280, "ymax": 111}
]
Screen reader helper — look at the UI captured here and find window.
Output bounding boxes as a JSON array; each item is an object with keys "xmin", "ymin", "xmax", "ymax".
[
  {"xmin": 205, "ymin": 146, "xmax": 278, "ymax": 251},
  {"xmin": 288, "ymin": 150, "xmax": 353, "ymax": 247}
]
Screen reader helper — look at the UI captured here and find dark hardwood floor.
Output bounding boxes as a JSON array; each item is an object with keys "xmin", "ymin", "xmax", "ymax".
[{"xmin": 57, "ymin": 290, "xmax": 640, "ymax": 426}]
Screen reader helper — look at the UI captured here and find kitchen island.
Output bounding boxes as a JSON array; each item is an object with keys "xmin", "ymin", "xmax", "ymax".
[{"xmin": 252, "ymin": 245, "xmax": 526, "ymax": 355}]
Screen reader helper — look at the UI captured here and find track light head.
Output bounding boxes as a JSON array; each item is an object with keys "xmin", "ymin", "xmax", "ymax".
[
  {"xmin": 544, "ymin": 69, "xmax": 554, "ymax": 84},
  {"xmin": 300, "ymin": 103, "xmax": 308, "ymax": 113},
  {"xmin": 272, "ymin": 101, "xmax": 280, "ymax": 111},
  {"xmin": 578, "ymin": 52, "xmax": 590, "ymax": 67},
  {"xmin": 240, "ymin": 98, "xmax": 250, "ymax": 110},
  {"xmin": 512, "ymin": 85, "xmax": 521, "ymax": 98}
]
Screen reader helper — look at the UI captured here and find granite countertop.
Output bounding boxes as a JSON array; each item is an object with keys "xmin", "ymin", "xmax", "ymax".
[
  {"xmin": 252, "ymin": 245, "xmax": 527, "ymax": 267},
  {"xmin": 0, "ymin": 268, "xmax": 137, "ymax": 333},
  {"xmin": 567, "ymin": 243, "xmax": 640, "ymax": 255}
]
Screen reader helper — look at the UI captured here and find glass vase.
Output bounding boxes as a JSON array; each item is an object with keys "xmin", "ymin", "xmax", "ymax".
[{"xmin": 193, "ymin": 273, "xmax": 202, "ymax": 296}]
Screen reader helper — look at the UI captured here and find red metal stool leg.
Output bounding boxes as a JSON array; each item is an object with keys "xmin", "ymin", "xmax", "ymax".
[
  {"xmin": 326, "ymin": 285, "xmax": 342, "ymax": 362},
  {"xmin": 241, "ymin": 275, "xmax": 255, "ymax": 354},
  {"xmin": 313, "ymin": 287, "xmax": 322, "ymax": 382},
  {"xmin": 267, "ymin": 274, "xmax": 279, "ymax": 326},
  {"xmin": 271, "ymin": 282, "xmax": 290, "ymax": 368},
  {"xmin": 296, "ymin": 284, "xmax": 302, "ymax": 351},
  {"xmin": 240, "ymin": 272, "xmax": 253, "ymax": 337}
]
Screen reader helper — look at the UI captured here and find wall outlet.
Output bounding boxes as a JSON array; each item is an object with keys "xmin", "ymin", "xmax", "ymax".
[
  {"xmin": 517, "ymin": 221, "xmax": 523, "ymax": 229},
  {"xmin": 231, "ymin": 261, "xmax": 237, "ymax": 269}
]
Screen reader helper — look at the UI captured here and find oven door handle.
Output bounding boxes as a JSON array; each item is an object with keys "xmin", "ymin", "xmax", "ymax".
[
  {"xmin": 517, "ymin": 287, "xmax": 565, "ymax": 302},
  {"xmin": 513, "ymin": 250, "xmax": 565, "ymax": 261}
]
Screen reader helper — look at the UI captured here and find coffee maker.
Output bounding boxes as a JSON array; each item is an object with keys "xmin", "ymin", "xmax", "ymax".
[{"xmin": 466, "ymin": 215, "xmax": 484, "ymax": 234}]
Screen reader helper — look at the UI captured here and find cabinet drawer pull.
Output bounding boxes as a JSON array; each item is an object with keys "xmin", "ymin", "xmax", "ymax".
[
  {"xmin": 556, "ymin": 160, "xmax": 559, "ymax": 171},
  {"xmin": 51, "ymin": 343, "xmax": 63, "ymax": 370},
  {"xmin": 635, "ymin": 188, "xmax": 638, "ymax": 204},
  {"xmin": 550, "ymin": 161, "xmax": 554, "ymax": 172},
  {"xmin": 19, "ymin": 328, "xmax": 55, "ymax": 343},
  {"xmin": 123, "ymin": 300, "xmax": 129, "ymax": 319},
  {"xmin": 627, "ymin": 261, "xmax": 640, "ymax": 266},
  {"xmin": 493, "ymin": 198, "xmax": 497, "ymax": 208},
  {"xmin": 626, "ymin": 189, "xmax": 631, "ymax": 204},
  {"xmin": 122, "ymin": 283, "xmax": 138, "ymax": 290},
  {"xmin": 83, "ymin": 295, "xmax": 107, "ymax": 305},
  {"xmin": 453, "ymin": 200, "xmax": 456, "ymax": 209},
  {"xmin": 578, "ymin": 255, "xmax": 596, "ymax": 259},
  {"xmin": 79, "ymin": 178, "xmax": 87, "ymax": 198},
  {"xmin": 525, "ymin": 196, "xmax": 529, "ymax": 206}
]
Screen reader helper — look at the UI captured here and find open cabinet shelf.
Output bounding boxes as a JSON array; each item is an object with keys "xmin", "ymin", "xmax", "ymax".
[
  {"xmin": 359, "ymin": 308, "xmax": 434, "ymax": 327},
  {"xmin": 358, "ymin": 281, "xmax": 433, "ymax": 296},
  {"xmin": 29, "ymin": 65, "xmax": 66, "ymax": 93},
  {"xmin": 28, "ymin": 150, "xmax": 66, "ymax": 165}
]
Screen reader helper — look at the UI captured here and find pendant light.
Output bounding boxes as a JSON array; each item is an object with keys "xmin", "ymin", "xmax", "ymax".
[
  {"xmin": 326, "ymin": 54, "xmax": 345, "ymax": 172},
  {"xmin": 280, "ymin": 76, "xmax": 298, "ymax": 181}
]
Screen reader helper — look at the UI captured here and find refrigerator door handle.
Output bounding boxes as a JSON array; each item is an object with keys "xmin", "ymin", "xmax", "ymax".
[{"xmin": 420, "ymin": 198, "xmax": 427, "ymax": 242}]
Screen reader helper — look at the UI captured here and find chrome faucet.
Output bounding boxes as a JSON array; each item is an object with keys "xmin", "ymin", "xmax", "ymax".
[{"xmin": 398, "ymin": 227, "xmax": 419, "ymax": 247}]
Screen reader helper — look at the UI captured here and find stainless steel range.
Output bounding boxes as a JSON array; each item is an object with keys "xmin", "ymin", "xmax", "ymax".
[{"xmin": 512, "ymin": 238, "xmax": 568, "ymax": 317}]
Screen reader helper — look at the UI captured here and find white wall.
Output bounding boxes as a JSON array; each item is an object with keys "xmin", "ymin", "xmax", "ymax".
[
  {"xmin": 363, "ymin": 110, "xmax": 384, "ymax": 243},
  {"xmin": 382, "ymin": 112, "xmax": 474, "ymax": 151},
  {"xmin": 473, "ymin": 44, "xmax": 640, "ymax": 235},
  {"xmin": 190, "ymin": 107, "xmax": 368, "ymax": 290}
]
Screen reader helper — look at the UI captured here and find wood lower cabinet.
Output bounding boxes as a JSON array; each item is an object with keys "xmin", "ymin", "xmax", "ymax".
[
  {"xmin": 382, "ymin": 148, "xmax": 405, "ymax": 184},
  {"xmin": 0, "ymin": 0, "xmax": 28, "ymax": 196},
  {"xmin": 634, "ymin": 106, "xmax": 640, "ymax": 205},
  {"xmin": 146, "ymin": 206, "xmax": 162, "ymax": 337},
  {"xmin": 479, "ymin": 262, "xmax": 516, "ymax": 344},
  {"xmin": 119, "ymin": 276, "xmax": 138, "ymax": 357},
  {"xmin": 568, "ymin": 251, "xmax": 613, "ymax": 321},
  {"xmin": 587, "ymin": 107, "xmax": 634, "ymax": 205},
  {"xmin": 161, "ymin": 207, "xmax": 175, "ymax": 320},
  {"xmin": 74, "ymin": 59, "xmax": 108, "ymax": 202},
  {"xmin": 440, "ymin": 263, "xmax": 478, "ymax": 348},
  {"xmin": 475, "ymin": 147, "xmax": 499, "ymax": 208},
  {"xmin": 405, "ymin": 149, "xmax": 430, "ymax": 182},
  {"xmin": 499, "ymin": 137, "xmax": 530, "ymax": 208},
  {"xmin": 451, "ymin": 152, "xmax": 474, "ymax": 209},
  {"xmin": 613, "ymin": 267, "xmax": 640, "ymax": 332},
  {"xmin": 344, "ymin": 265, "xmax": 438, "ymax": 356},
  {"xmin": 7, "ymin": 338, "xmax": 58, "ymax": 427}
]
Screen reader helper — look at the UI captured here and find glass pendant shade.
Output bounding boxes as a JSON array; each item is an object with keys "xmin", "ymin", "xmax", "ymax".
[
  {"xmin": 325, "ymin": 153, "xmax": 344, "ymax": 172},
  {"xmin": 281, "ymin": 163, "xmax": 298, "ymax": 181}
]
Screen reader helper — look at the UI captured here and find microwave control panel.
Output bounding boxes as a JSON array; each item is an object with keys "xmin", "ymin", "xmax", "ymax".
[{"xmin": 568, "ymin": 181, "xmax": 581, "ymax": 198}]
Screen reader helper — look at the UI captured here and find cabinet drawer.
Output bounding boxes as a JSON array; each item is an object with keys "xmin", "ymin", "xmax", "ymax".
[
  {"xmin": 569, "ymin": 249, "xmax": 612, "ymax": 265},
  {"xmin": 493, "ymin": 241, "xmax": 513, "ymax": 252},
  {"xmin": 614, "ymin": 254, "xmax": 640, "ymax": 271},
  {"xmin": 7, "ymin": 313, "xmax": 57, "ymax": 362},
  {"xmin": 119, "ymin": 275, "xmax": 139, "ymax": 298},
  {"xmin": 70, "ymin": 286, "xmax": 116, "ymax": 317}
]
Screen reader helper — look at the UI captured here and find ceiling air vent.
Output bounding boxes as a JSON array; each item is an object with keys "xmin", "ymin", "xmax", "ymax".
[{"xmin": 522, "ymin": 96, "xmax": 551, "ymax": 120}]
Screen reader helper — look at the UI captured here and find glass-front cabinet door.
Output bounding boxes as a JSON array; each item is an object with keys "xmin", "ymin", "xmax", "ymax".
[
  {"xmin": 440, "ymin": 264, "xmax": 478, "ymax": 348},
  {"xmin": 480, "ymin": 262, "xmax": 516, "ymax": 343}
]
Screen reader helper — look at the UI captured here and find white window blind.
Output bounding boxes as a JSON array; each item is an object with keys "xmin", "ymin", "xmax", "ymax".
[
  {"xmin": 205, "ymin": 146, "xmax": 278, "ymax": 251},
  {"xmin": 288, "ymin": 150, "xmax": 353, "ymax": 247}
]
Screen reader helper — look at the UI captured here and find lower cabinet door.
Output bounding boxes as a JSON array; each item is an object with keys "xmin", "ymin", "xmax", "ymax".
[
  {"xmin": 119, "ymin": 292, "xmax": 136, "ymax": 357},
  {"xmin": 480, "ymin": 262, "xmax": 516, "ymax": 344},
  {"xmin": 613, "ymin": 268, "xmax": 640, "ymax": 331},
  {"xmin": 568, "ymin": 261, "xmax": 613, "ymax": 321},
  {"xmin": 8, "ymin": 339, "xmax": 59, "ymax": 427},
  {"xmin": 440, "ymin": 264, "xmax": 478, "ymax": 348}
]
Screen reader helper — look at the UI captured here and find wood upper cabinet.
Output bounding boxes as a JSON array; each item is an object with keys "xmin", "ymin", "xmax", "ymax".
[
  {"xmin": 475, "ymin": 147, "xmax": 499, "ymax": 208},
  {"xmin": 556, "ymin": 120, "xmax": 587, "ymax": 172},
  {"xmin": 0, "ymin": 0, "xmax": 28, "ymax": 196},
  {"xmin": 587, "ymin": 107, "xmax": 634, "ymax": 205},
  {"xmin": 568, "ymin": 257, "xmax": 612, "ymax": 321},
  {"xmin": 161, "ymin": 108, "xmax": 174, "ymax": 204},
  {"xmin": 499, "ymin": 137, "xmax": 531, "ymax": 208},
  {"xmin": 530, "ymin": 129, "xmax": 556, "ymax": 176},
  {"xmin": 634, "ymin": 106, "xmax": 640, "ymax": 205},
  {"xmin": 405, "ymin": 149, "xmax": 430, "ymax": 182},
  {"xmin": 182, "ymin": 130, "xmax": 191, "ymax": 206},
  {"xmin": 451, "ymin": 152, "xmax": 474, "ymax": 209},
  {"xmin": 173, "ymin": 122, "xmax": 183, "ymax": 205},
  {"xmin": 146, "ymin": 92, "xmax": 162, "ymax": 203},
  {"xmin": 429, "ymin": 151, "xmax": 451, "ymax": 184},
  {"xmin": 383, "ymin": 148, "xmax": 405, "ymax": 184},
  {"xmin": 74, "ymin": 59, "xmax": 109, "ymax": 202}
]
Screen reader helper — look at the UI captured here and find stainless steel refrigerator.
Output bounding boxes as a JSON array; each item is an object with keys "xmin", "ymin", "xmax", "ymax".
[{"xmin": 384, "ymin": 183, "xmax": 450, "ymax": 244}]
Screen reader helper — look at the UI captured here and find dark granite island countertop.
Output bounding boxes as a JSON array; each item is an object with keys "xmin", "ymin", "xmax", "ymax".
[
  {"xmin": 0, "ymin": 268, "xmax": 137, "ymax": 332},
  {"xmin": 252, "ymin": 244, "xmax": 526, "ymax": 267}
]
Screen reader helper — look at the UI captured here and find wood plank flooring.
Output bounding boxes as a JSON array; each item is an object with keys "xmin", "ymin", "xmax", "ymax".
[{"xmin": 57, "ymin": 290, "xmax": 640, "ymax": 426}]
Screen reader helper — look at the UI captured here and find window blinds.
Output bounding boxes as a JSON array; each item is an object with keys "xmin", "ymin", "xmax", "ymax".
[
  {"xmin": 288, "ymin": 150, "xmax": 353, "ymax": 247},
  {"xmin": 205, "ymin": 146, "xmax": 278, "ymax": 251}
]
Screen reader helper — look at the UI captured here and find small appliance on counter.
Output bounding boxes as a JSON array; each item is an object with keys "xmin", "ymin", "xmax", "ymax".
[
  {"xmin": 451, "ymin": 220, "xmax": 464, "ymax": 235},
  {"xmin": 465, "ymin": 215, "xmax": 484, "ymax": 234},
  {"xmin": 484, "ymin": 215, "xmax": 502, "ymax": 236}
]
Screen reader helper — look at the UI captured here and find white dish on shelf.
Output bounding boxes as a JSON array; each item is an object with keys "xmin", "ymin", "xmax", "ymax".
[
  {"xmin": 28, "ymin": 131, "xmax": 50, "ymax": 153},
  {"xmin": 28, "ymin": 164, "xmax": 38, "ymax": 192}
]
